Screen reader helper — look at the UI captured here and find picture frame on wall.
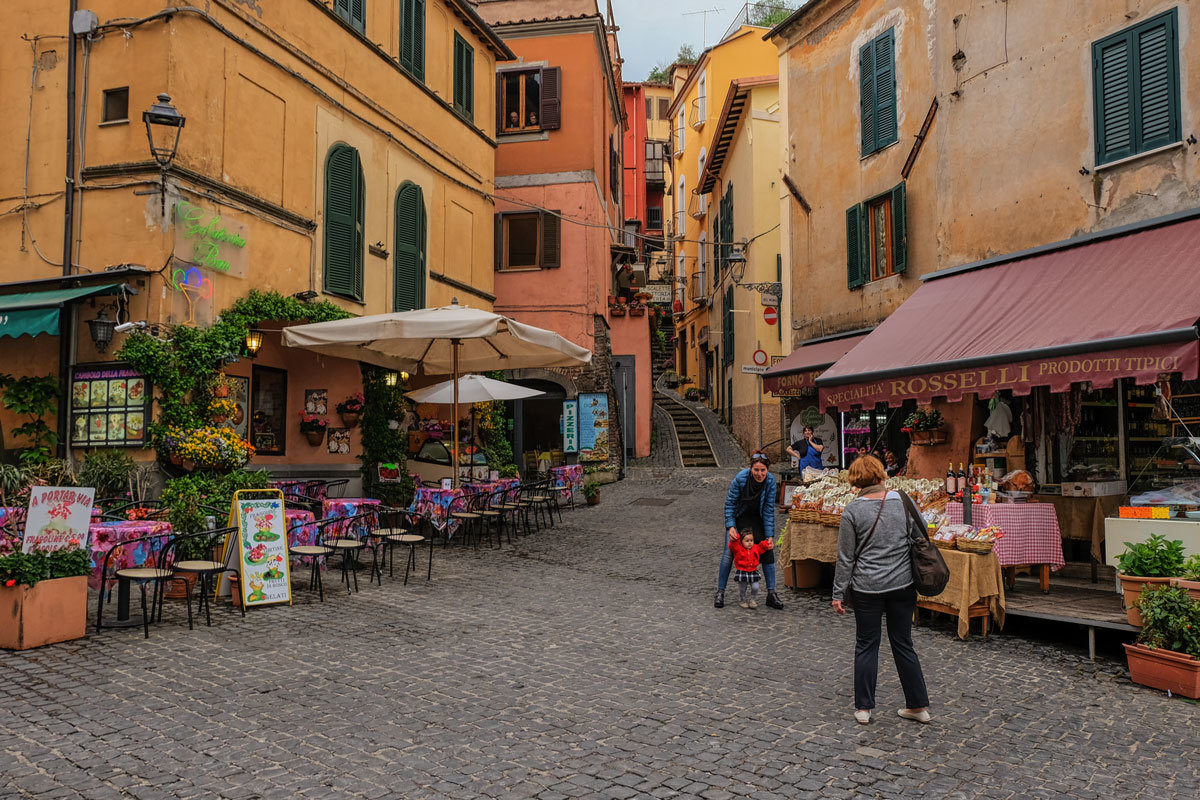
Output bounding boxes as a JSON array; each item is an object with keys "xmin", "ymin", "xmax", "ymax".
[
  {"xmin": 305, "ymin": 389, "xmax": 328, "ymax": 415},
  {"xmin": 226, "ymin": 374, "xmax": 250, "ymax": 440}
]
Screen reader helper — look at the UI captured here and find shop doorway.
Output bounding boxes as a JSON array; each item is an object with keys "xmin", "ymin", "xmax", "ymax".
[
  {"xmin": 613, "ymin": 355, "xmax": 636, "ymax": 458},
  {"xmin": 511, "ymin": 379, "xmax": 567, "ymax": 474}
]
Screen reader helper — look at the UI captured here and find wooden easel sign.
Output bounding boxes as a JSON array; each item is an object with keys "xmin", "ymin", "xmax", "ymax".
[{"xmin": 220, "ymin": 490, "xmax": 292, "ymax": 608}]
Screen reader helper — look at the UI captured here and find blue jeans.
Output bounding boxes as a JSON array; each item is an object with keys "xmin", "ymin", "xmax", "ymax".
[{"xmin": 717, "ymin": 537, "xmax": 775, "ymax": 591}]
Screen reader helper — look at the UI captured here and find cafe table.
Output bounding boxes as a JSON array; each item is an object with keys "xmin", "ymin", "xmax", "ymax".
[
  {"xmin": 550, "ymin": 465, "xmax": 584, "ymax": 500},
  {"xmin": 945, "ymin": 502, "xmax": 1065, "ymax": 592},
  {"xmin": 410, "ymin": 487, "xmax": 466, "ymax": 537},
  {"xmin": 322, "ymin": 498, "xmax": 381, "ymax": 537},
  {"xmin": 917, "ymin": 547, "xmax": 1006, "ymax": 639},
  {"xmin": 89, "ymin": 519, "xmax": 174, "ymax": 626}
]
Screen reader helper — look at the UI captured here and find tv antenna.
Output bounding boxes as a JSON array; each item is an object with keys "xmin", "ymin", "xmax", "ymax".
[{"xmin": 683, "ymin": 7, "xmax": 724, "ymax": 48}]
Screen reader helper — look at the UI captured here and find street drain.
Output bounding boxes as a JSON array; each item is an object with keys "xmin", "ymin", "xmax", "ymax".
[{"xmin": 630, "ymin": 497, "xmax": 675, "ymax": 506}]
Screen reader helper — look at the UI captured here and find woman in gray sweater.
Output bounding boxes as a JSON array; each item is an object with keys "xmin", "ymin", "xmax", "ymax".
[{"xmin": 831, "ymin": 455, "xmax": 930, "ymax": 725}]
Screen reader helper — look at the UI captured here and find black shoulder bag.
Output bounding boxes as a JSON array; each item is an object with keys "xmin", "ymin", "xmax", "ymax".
[
  {"xmin": 898, "ymin": 491, "xmax": 951, "ymax": 596},
  {"xmin": 842, "ymin": 496, "xmax": 886, "ymax": 610}
]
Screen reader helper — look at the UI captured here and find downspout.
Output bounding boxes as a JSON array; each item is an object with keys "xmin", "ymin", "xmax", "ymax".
[{"xmin": 57, "ymin": 0, "xmax": 78, "ymax": 458}]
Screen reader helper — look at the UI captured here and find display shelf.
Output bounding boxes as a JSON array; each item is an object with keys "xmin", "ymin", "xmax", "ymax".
[{"xmin": 1081, "ymin": 402, "xmax": 1119, "ymax": 407}]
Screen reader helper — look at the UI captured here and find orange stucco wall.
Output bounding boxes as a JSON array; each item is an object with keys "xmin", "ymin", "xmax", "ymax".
[{"xmin": 609, "ymin": 315, "xmax": 651, "ymax": 458}]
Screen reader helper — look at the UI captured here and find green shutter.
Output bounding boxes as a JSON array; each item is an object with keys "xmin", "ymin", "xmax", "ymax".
[
  {"xmin": 723, "ymin": 285, "xmax": 734, "ymax": 366},
  {"xmin": 399, "ymin": 0, "xmax": 425, "ymax": 81},
  {"xmin": 891, "ymin": 182, "xmax": 907, "ymax": 274},
  {"xmin": 846, "ymin": 204, "xmax": 865, "ymax": 289},
  {"xmin": 394, "ymin": 182, "xmax": 425, "ymax": 312},
  {"xmin": 323, "ymin": 145, "xmax": 363, "ymax": 300},
  {"xmin": 351, "ymin": 0, "xmax": 365, "ymax": 32},
  {"xmin": 1094, "ymin": 9, "xmax": 1179, "ymax": 164},
  {"xmin": 859, "ymin": 39, "xmax": 876, "ymax": 155},
  {"xmin": 873, "ymin": 29, "xmax": 897, "ymax": 149},
  {"xmin": 454, "ymin": 33, "xmax": 474, "ymax": 121}
]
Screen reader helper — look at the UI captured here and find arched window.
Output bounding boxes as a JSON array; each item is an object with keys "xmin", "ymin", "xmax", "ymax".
[
  {"xmin": 393, "ymin": 181, "xmax": 426, "ymax": 311},
  {"xmin": 323, "ymin": 144, "xmax": 365, "ymax": 300}
]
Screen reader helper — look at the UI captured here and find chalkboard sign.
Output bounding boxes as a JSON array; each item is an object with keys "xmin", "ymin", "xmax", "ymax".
[{"xmin": 1168, "ymin": 394, "xmax": 1200, "ymax": 419}]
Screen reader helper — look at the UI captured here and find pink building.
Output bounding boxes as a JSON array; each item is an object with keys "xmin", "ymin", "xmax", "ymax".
[{"xmin": 478, "ymin": 0, "xmax": 650, "ymax": 469}]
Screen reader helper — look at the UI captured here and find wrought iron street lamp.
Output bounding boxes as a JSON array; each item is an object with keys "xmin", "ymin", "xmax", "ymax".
[
  {"xmin": 87, "ymin": 307, "xmax": 117, "ymax": 353},
  {"xmin": 244, "ymin": 330, "xmax": 264, "ymax": 358},
  {"xmin": 142, "ymin": 93, "xmax": 185, "ymax": 216}
]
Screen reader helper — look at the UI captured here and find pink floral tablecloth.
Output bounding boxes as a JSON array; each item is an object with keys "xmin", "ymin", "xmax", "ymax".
[
  {"xmin": 410, "ymin": 488, "xmax": 465, "ymax": 535},
  {"xmin": 87, "ymin": 520, "xmax": 174, "ymax": 590},
  {"xmin": 271, "ymin": 480, "xmax": 328, "ymax": 501},
  {"xmin": 322, "ymin": 498, "xmax": 380, "ymax": 538},
  {"xmin": 463, "ymin": 479, "xmax": 520, "ymax": 503},
  {"xmin": 946, "ymin": 503, "xmax": 1065, "ymax": 571},
  {"xmin": 550, "ymin": 465, "xmax": 583, "ymax": 499}
]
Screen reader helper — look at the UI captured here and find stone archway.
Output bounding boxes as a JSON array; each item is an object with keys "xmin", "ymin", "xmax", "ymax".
[
  {"xmin": 506, "ymin": 370, "xmax": 579, "ymax": 473},
  {"xmin": 507, "ymin": 368, "xmax": 578, "ymax": 399}
]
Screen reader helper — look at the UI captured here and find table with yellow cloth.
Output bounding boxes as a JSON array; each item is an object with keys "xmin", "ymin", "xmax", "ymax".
[
  {"xmin": 1031, "ymin": 494, "xmax": 1123, "ymax": 562},
  {"xmin": 776, "ymin": 521, "xmax": 839, "ymax": 565},
  {"xmin": 917, "ymin": 548, "xmax": 1006, "ymax": 639}
]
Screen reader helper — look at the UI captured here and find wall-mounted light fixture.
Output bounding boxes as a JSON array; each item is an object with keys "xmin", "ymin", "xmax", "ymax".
[
  {"xmin": 86, "ymin": 307, "xmax": 118, "ymax": 353},
  {"xmin": 244, "ymin": 330, "xmax": 264, "ymax": 358},
  {"xmin": 143, "ymin": 93, "xmax": 185, "ymax": 217},
  {"xmin": 292, "ymin": 290, "xmax": 319, "ymax": 301}
]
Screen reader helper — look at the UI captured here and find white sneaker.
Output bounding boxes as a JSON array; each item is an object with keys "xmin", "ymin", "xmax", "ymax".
[
  {"xmin": 854, "ymin": 710, "xmax": 871, "ymax": 724},
  {"xmin": 748, "ymin": 598, "xmax": 758, "ymax": 609},
  {"xmin": 897, "ymin": 708, "xmax": 931, "ymax": 723},
  {"xmin": 738, "ymin": 601, "xmax": 749, "ymax": 608}
]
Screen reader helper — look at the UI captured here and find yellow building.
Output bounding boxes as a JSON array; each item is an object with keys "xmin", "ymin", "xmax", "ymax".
[
  {"xmin": 699, "ymin": 76, "xmax": 784, "ymax": 458},
  {"xmin": 665, "ymin": 25, "xmax": 777, "ymax": 417},
  {"xmin": 0, "ymin": 0, "xmax": 511, "ymax": 476}
]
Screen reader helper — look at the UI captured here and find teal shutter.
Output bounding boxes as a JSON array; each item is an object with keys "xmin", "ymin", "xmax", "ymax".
[
  {"xmin": 873, "ymin": 29, "xmax": 897, "ymax": 149},
  {"xmin": 1093, "ymin": 9, "xmax": 1179, "ymax": 163},
  {"xmin": 323, "ymin": 145, "xmax": 364, "ymax": 300},
  {"xmin": 859, "ymin": 39, "xmax": 876, "ymax": 155},
  {"xmin": 393, "ymin": 182, "xmax": 426, "ymax": 311},
  {"xmin": 454, "ymin": 33, "xmax": 474, "ymax": 120},
  {"xmin": 351, "ymin": 0, "xmax": 365, "ymax": 32},
  {"xmin": 399, "ymin": 0, "xmax": 425, "ymax": 80},
  {"xmin": 846, "ymin": 204, "xmax": 865, "ymax": 289},
  {"xmin": 723, "ymin": 285, "xmax": 734, "ymax": 366},
  {"xmin": 891, "ymin": 182, "xmax": 907, "ymax": 274}
]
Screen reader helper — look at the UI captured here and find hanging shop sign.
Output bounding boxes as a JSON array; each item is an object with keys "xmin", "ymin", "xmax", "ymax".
[
  {"xmin": 645, "ymin": 283, "xmax": 674, "ymax": 304},
  {"xmin": 819, "ymin": 346, "xmax": 1196, "ymax": 410},
  {"xmin": 22, "ymin": 486, "xmax": 96, "ymax": 554},
  {"xmin": 577, "ymin": 392, "xmax": 610, "ymax": 462},
  {"xmin": 763, "ymin": 369, "xmax": 820, "ymax": 398},
  {"xmin": 562, "ymin": 399, "xmax": 579, "ymax": 453},
  {"xmin": 69, "ymin": 363, "xmax": 151, "ymax": 447}
]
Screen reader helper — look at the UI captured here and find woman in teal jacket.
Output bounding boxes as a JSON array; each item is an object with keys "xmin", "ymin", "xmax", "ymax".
[{"xmin": 715, "ymin": 452, "xmax": 782, "ymax": 609}]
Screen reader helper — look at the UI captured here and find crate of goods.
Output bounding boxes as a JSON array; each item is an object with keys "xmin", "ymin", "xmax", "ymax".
[{"xmin": 1062, "ymin": 480, "xmax": 1127, "ymax": 497}]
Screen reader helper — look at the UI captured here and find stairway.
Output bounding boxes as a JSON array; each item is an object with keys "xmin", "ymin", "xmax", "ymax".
[{"xmin": 655, "ymin": 394, "xmax": 718, "ymax": 467}]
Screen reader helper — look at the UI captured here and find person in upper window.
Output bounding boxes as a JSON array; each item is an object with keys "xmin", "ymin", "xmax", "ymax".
[
  {"xmin": 527, "ymin": 111, "xmax": 539, "ymax": 127},
  {"xmin": 507, "ymin": 111, "xmax": 520, "ymax": 129}
]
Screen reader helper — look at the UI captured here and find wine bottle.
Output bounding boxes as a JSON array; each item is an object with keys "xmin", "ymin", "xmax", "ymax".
[
  {"xmin": 945, "ymin": 461, "xmax": 956, "ymax": 494},
  {"xmin": 957, "ymin": 462, "xmax": 967, "ymax": 494}
]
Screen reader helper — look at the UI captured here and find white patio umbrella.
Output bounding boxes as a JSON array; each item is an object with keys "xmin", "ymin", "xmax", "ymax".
[
  {"xmin": 406, "ymin": 374, "xmax": 546, "ymax": 404},
  {"xmin": 282, "ymin": 300, "xmax": 591, "ymax": 486}
]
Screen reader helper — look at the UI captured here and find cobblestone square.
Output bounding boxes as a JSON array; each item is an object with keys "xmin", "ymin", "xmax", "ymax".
[{"xmin": 2, "ymin": 470, "xmax": 1197, "ymax": 799}]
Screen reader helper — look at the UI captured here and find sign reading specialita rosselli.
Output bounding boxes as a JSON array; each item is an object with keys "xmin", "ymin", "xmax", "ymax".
[{"xmin": 818, "ymin": 344, "xmax": 1197, "ymax": 410}]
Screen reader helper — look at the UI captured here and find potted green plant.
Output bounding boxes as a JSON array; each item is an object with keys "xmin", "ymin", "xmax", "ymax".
[
  {"xmin": 685, "ymin": 387, "xmax": 700, "ymax": 401},
  {"xmin": 299, "ymin": 412, "xmax": 328, "ymax": 446},
  {"xmin": 0, "ymin": 540, "xmax": 92, "ymax": 650},
  {"xmin": 1170, "ymin": 554, "xmax": 1200, "ymax": 603},
  {"xmin": 208, "ymin": 395, "xmax": 238, "ymax": 425},
  {"xmin": 1124, "ymin": 584, "xmax": 1200, "ymax": 699},
  {"xmin": 609, "ymin": 303, "xmax": 626, "ymax": 317},
  {"xmin": 209, "ymin": 373, "xmax": 235, "ymax": 398},
  {"xmin": 0, "ymin": 464, "xmax": 28, "ymax": 507},
  {"xmin": 498, "ymin": 464, "xmax": 519, "ymax": 479},
  {"xmin": 663, "ymin": 370, "xmax": 679, "ymax": 389},
  {"xmin": 1116, "ymin": 534, "xmax": 1186, "ymax": 625},
  {"xmin": 77, "ymin": 450, "xmax": 134, "ymax": 501},
  {"xmin": 901, "ymin": 408, "xmax": 947, "ymax": 445},
  {"xmin": 336, "ymin": 392, "xmax": 365, "ymax": 427},
  {"xmin": 582, "ymin": 481, "xmax": 601, "ymax": 506}
]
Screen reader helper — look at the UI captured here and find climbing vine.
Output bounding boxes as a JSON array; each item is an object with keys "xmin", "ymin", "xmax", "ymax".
[
  {"xmin": 476, "ymin": 370, "xmax": 515, "ymax": 473},
  {"xmin": 116, "ymin": 290, "xmax": 352, "ymax": 459},
  {"xmin": 358, "ymin": 364, "xmax": 414, "ymax": 507}
]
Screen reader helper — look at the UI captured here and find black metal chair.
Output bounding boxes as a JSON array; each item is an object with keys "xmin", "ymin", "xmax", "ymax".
[
  {"xmin": 322, "ymin": 478, "xmax": 350, "ymax": 499},
  {"xmin": 447, "ymin": 492, "xmax": 484, "ymax": 548},
  {"xmin": 170, "ymin": 527, "xmax": 244, "ymax": 627},
  {"xmin": 316, "ymin": 510, "xmax": 379, "ymax": 593},
  {"xmin": 287, "ymin": 518, "xmax": 336, "ymax": 602},
  {"xmin": 476, "ymin": 486, "xmax": 512, "ymax": 548},
  {"xmin": 375, "ymin": 505, "xmax": 431, "ymax": 585},
  {"xmin": 96, "ymin": 531, "xmax": 189, "ymax": 639}
]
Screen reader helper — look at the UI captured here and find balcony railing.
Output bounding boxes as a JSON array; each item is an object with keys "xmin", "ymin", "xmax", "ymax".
[
  {"xmin": 689, "ymin": 96, "xmax": 707, "ymax": 130},
  {"xmin": 688, "ymin": 270, "xmax": 708, "ymax": 303},
  {"xmin": 687, "ymin": 191, "xmax": 707, "ymax": 220},
  {"xmin": 645, "ymin": 140, "xmax": 668, "ymax": 186}
]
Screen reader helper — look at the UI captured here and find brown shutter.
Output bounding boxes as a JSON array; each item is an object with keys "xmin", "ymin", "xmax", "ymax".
[
  {"xmin": 541, "ymin": 211, "xmax": 561, "ymax": 268},
  {"xmin": 495, "ymin": 74, "xmax": 503, "ymax": 136},
  {"xmin": 540, "ymin": 67, "xmax": 561, "ymax": 130},
  {"xmin": 494, "ymin": 213, "xmax": 503, "ymax": 270}
]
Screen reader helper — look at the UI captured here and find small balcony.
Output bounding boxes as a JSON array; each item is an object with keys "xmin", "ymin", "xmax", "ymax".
[
  {"xmin": 687, "ymin": 270, "xmax": 708, "ymax": 304},
  {"xmin": 687, "ymin": 192, "xmax": 707, "ymax": 220},
  {"xmin": 689, "ymin": 96, "xmax": 707, "ymax": 130},
  {"xmin": 645, "ymin": 140, "xmax": 668, "ymax": 187}
]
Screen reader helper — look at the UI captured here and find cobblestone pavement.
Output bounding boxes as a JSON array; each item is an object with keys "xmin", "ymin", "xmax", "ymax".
[
  {"xmin": 2, "ymin": 470, "xmax": 1198, "ymax": 800},
  {"xmin": 629, "ymin": 401, "xmax": 681, "ymax": 469}
]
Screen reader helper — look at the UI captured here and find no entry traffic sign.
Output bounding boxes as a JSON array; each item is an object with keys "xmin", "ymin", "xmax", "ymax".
[{"xmin": 763, "ymin": 307, "xmax": 778, "ymax": 325}]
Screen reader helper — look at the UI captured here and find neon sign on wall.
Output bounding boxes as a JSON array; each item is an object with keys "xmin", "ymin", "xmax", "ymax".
[{"xmin": 174, "ymin": 201, "xmax": 248, "ymax": 274}]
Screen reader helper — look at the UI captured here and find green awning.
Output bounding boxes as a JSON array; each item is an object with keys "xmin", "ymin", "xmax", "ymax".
[{"xmin": 0, "ymin": 284, "xmax": 125, "ymax": 339}]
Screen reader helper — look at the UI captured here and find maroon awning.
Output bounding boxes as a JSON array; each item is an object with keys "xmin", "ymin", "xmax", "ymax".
[
  {"xmin": 762, "ymin": 333, "xmax": 869, "ymax": 396},
  {"xmin": 818, "ymin": 211, "xmax": 1200, "ymax": 410}
]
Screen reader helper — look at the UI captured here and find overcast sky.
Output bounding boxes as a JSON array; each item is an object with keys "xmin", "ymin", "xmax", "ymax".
[{"xmin": 610, "ymin": 0, "xmax": 720, "ymax": 82}]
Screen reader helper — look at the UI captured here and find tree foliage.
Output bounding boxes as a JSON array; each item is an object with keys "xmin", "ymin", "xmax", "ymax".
[{"xmin": 748, "ymin": 2, "xmax": 798, "ymax": 28}]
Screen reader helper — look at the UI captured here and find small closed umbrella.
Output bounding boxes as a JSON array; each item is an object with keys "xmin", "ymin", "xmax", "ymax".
[
  {"xmin": 283, "ymin": 300, "xmax": 590, "ymax": 487},
  {"xmin": 406, "ymin": 374, "xmax": 546, "ymax": 404}
]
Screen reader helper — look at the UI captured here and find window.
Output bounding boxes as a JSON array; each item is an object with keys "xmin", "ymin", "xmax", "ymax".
[
  {"xmin": 333, "ymin": 0, "xmax": 366, "ymax": 34},
  {"xmin": 718, "ymin": 183, "xmax": 733, "ymax": 270},
  {"xmin": 645, "ymin": 97, "xmax": 653, "ymax": 119},
  {"xmin": 676, "ymin": 111, "xmax": 686, "ymax": 153},
  {"xmin": 859, "ymin": 27, "xmax": 897, "ymax": 156},
  {"xmin": 453, "ymin": 32, "xmax": 473, "ymax": 121},
  {"xmin": 658, "ymin": 98, "xmax": 669, "ymax": 119},
  {"xmin": 722, "ymin": 285, "xmax": 734, "ymax": 367},
  {"xmin": 697, "ymin": 71, "xmax": 707, "ymax": 122},
  {"xmin": 647, "ymin": 206, "xmax": 662, "ymax": 230},
  {"xmin": 1093, "ymin": 9, "xmax": 1180, "ymax": 164},
  {"xmin": 846, "ymin": 182, "xmax": 906, "ymax": 288},
  {"xmin": 610, "ymin": 135, "xmax": 620, "ymax": 202},
  {"xmin": 394, "ymin": 182, "xmax": 426, "ymax": 311},
  {"xmin": 498, "ymin": 67, "xmax": 561, "ymax": 133},
  {"xmin": 323, "ymin": 144, "xmax": 365, "ymax": 300},
  {"xmin": 495, "ymin": 211, "xmax": 561, "ymax": 270},
  {"xmin": 250, "ymin": 366, "xmax": 287, "ymax": 456},
  {"xmin": 398, "ymin": 0, "xmax": 425, "ymax": 79},
  {"xmin": 697, "ymin": 231, "xmax": 707, "ymax": 293},
  {"xmin": 676, "ymin": 176, "xmax": 686, "ymax": 234},
  {"xmin": 101, "ymin": 87, "xmax": 128, "ymax": 123}
]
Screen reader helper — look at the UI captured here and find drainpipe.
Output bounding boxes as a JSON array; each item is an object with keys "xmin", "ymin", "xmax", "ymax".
[{"xmin": 57, "ymin": 0, "xmax": 78, "ymax": 458}]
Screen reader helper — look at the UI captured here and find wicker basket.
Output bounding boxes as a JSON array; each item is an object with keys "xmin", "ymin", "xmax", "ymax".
[
  {"xmin": 788, "ymin": 509, "xmax": 819, "ymax": 524},
  {"xmin": 956, "ymin": 538, "xmax": 996, "ymax": 554},
  {"xmin": 820, "ymin": 512, "xmax": 842, "ymax": 527},
  {"xmin": 933, "ymin": 538, "xmax": 957, "ymax": 550}
]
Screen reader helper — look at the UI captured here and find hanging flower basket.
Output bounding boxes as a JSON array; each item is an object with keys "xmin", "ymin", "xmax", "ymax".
[
  {"xmin": 339, "ymin": 411, "xmax": 361, "ymax": 428},
  {"xmin": 304, "ymin": 429, "xmax": 325, "ymax": 446},
  {"xmin": 629, "ymin": 305, "xmax": 646, "ymax": 317}
]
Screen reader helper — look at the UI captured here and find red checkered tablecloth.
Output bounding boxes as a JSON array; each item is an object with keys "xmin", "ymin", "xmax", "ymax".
[{"xmin": 945, "ymin": 503, "xmax": 1065, "ymax": 571}]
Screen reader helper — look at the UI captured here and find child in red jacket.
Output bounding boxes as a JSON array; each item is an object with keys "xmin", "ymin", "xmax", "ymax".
[{"xmin": 729, "ymin": 528, "xmax": 774, "ymax": 609}]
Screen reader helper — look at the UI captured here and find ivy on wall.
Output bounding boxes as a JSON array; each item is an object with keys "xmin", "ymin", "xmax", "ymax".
[
  {"xmin": 116, "ymin": 290, "xmax": 352, "ymax": 458},
  {"xmin": 358, "ymin": 364, "xmax": 414, "ymax": 506},
  {"xmin": 477, "ymin": 370, "xmax": 516, "ymax": 474}
]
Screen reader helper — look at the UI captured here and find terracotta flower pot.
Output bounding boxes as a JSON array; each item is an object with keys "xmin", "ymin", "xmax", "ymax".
[
  {"xmin": 181, "ymin": 458, "xmax": 196, "ymax": 472},
  {"xmin": 214, "ymin": 385, "xmax": 230, "ymax": 398},
  {"xmin": 1118, "ymin": 574, "xmax": 1175, "ymax": 626},
  {"xmin": 164, "ymin": 570, "xmax": 198, "ymax": 600},
  {"xmin": 304, "ymin": 429, "xmax": 325, "ymax": 446},
  {"xmin": 211, "ymin": 415, "xmax": 227, "ymax": 425},
  {"xmin": 340, "ymin": 411, "xmax": 361, "ymax": 428},
  {"xmin": 585, "ymin": 494, "xmax": 600, "ymax": 506},
  {"xmin": 169, "ymin": 452, "xmax": 183, "ymax": 466},
  {"xmin": 0, "ymin": 576, "xmax": 88, "ymax": 650},
  {"xmin": 1124, "ymin": 642, "xmax": 1200, "ymax": 699},
  {"xmin": 1169, "ymin": 577, "xmax": 1200, "ymax": 604}
]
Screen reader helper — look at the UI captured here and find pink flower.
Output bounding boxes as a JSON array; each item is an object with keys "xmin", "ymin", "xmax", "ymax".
[{"xmin": 68, "ymin": 538, "xmax": 80, "ymax": 546}]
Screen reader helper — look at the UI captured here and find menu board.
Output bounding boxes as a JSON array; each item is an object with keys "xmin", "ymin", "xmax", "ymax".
[
  {"xmin": 577, "ymin": 392, "xmax": 610, "ymax": 463},
  {"xmin": 70, "ymin": 363, "xmax": 151, "ymax": 447},
  {"xmin": 23, "ymin": 486, "xmax": 95, "ymax": 554},
  {"xmin": 229, "ymin": 494, "xmax": 291, "ymax": 608}
]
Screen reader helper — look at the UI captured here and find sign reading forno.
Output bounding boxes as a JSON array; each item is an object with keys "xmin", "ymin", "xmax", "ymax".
[{"xmin": 174, "ymin": 201, "xmax": 249, "ymax": 277}]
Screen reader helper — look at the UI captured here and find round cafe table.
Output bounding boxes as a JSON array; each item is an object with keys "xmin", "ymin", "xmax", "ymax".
[{"xmin": 88, "ymin": 520, "xmax": 174, "ymax": 626}]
